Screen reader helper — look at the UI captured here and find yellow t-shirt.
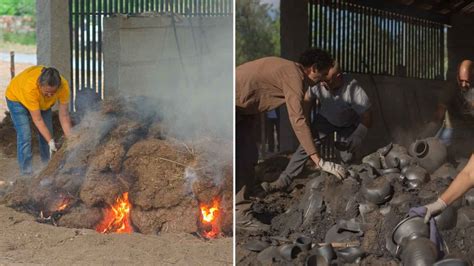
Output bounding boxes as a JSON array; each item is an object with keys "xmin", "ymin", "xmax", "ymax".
[{"xmin": 5, "ymin": 65, "xmax": 70, "ymax": 111}]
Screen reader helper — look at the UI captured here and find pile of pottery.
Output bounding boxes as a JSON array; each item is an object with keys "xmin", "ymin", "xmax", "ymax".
[
  {"xmin": 245, "ymin": 235, "xmax": 365, "ymax": 265},
  {"xmin": 244, "ymin": 137, "xmax": 474, "ymax": 264}
]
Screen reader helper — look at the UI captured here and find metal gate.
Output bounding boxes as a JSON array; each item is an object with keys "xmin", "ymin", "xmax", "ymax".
[
  {"xmin": 308, "ymin": 0, "xmax": 447, "ymax": 80},
  {"xmin": 68, "ymin": 0, "xmax": 233, "ymax": 108}
]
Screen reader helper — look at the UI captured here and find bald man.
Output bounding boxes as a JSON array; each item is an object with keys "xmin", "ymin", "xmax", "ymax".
[
  {"xmin": 422, "ymin": 60, "xmax": 474, "ymax": 156},
  {"xmin": 420, "ymin": 60, "xmax": 474, "ymax": 222},
  {"xmin": 262, "ymin": 64, "xmax": 372, "ymax": 192}
]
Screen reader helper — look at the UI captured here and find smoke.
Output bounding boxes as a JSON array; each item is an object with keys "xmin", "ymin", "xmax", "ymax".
[
  {"xmin": 103, "ymin": 15, "xmax": 233, "ymax": 183},
  {"xmin": 110, "ymin": 15, "xmax": 233, "ymax": 143}
]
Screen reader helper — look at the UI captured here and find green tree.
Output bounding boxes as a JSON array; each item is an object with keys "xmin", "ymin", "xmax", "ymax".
[
  {"xmin": 236, "ymin": 0, "xmax": 280, "ymax": 65},
  {"xmin": 0, "ymin": 0, "xmax": 35, "ymax": 16}
]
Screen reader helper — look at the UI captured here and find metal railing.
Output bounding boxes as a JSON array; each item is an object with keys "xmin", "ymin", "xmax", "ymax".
[
  {"xmin": 68, "ymin": 0, "xmax": 233, "ymax": 108},
  {"xmin": 308, "ymin": 0, "xmax": 447, "ymax": 80}
]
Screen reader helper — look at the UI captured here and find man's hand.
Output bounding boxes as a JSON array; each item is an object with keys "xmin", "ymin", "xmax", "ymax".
[
  {"xmin": 423, "ymin": 198, "xmax": 447, "ymax": 223},
  {"xmin": 347, "ymin": 124, "xmax": 368, "ymax": 152},
  {"xmin": 48, "ymin": 139, "xmax": 57, "ymax": 156},
  {"xmin": 317, "ymin": 158, "xmax": 347, "ymax": 180}
]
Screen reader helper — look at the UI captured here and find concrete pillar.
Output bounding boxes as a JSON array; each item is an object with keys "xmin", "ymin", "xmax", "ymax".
[
  {"xmin": 36, "ymin": 0, "xmax": 71, "ymax": 85},
  {"xmin": 447, "ymin": 13, "xmax": 474, "ymax": 80},
  {"xmin": 279, "ymin": 0, "xmax": 309, "ymax": 152}
]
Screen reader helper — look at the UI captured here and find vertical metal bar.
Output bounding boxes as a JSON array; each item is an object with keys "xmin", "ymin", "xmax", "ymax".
[
  {"xmin": 322, "ymin": 1, "xmax": 327, "ymax": 51},
  {"xmin": 327, "ymin": 1, "xmax": 334, "ymax": 55},
  {"xmin": 80, "ymin": 0, "xmax": 85, "ymax": 90},
  {"xmin": 407, "ymin": 16, "xmax": 412, "ymax": 78},
  {"xmin": 423, "ymin": 20, "xmax": 427, "ymax": 79},
  {"xmin": 318, "ymin": 0, "xmax": 323, "ymax": 49},
  {"xmin": 92, "ymin": 0, "xmax": 96, "ymax": 92},
  {"xmin": 417, "ymin": 19, "xmax": 421, "ymax": 78},
  {"xmin": 86, "ymin": 0, "xmax": 91, "ymax": 89},
  {"xmin": 309, "ymin": 0, "xmax": 313, "ymax": 47},
  {"xmin": 386, "ymin": 11, "xmax": 389, "ymax": 75},
  {"xmin": 339, "ymin": 1, "xmax": 348, "ymax": 71},
  {"xmin": 375, "ymin": 9, "xmax": 380, "ymax": 74},
  {"xmin": 431, "ymin": 23, "xmax": 438, "ymax": 79},
  {"xmin": 358, "ymin": 5, "xmax": 362, "ymax": 73},
  {"xmin": 388, "ymin": 12, "xmax": 392, "ymax": 75},
  {"xmin": 363, "ymin": 6, "xmax": 367, "ymax": 73},
  {"xmin": 345, "ymin": 2, "xmax": 350, "ymax": 71},
  {"xmin": 440, "ymin": 25, "xmax": 444, "ymax": 80},
  {"xmin": 75, "ymin": 0, "xmax": 80, "ymax": 96},
  {"xmin": 413, "ymin": 18, "xmax": 416, "ymax": 78},
  {"xmin": 391, "ymin": 12, "xmax": 395, "ymax": 75},
  {"xmin": 98, "ymin": 0, "xmax": 102, "ymax": 97},
  {"xmin": 69, "ymin": 0, "xmax": 74, "ymax": 109},
  {"xmin": 368, "ymin": 7, "xmax": 373, "ymax": 74},
  {"xmin": 431, "ymin": 23, "xmax": 435, "ymax": 79},
  {"xmin": 347, "ymin": 3, "xmax": 354, "ymax": 72},
  {"xmin": 398, "ymin": 14, "xmax": 402, "ymax": 76},
  {"xmin": 434, "ymin": 24, "xmax": 438, "ymax": 79},
  {"xmin": 382, "ymin": 11, "xmax": 386, "ymax": 74}
]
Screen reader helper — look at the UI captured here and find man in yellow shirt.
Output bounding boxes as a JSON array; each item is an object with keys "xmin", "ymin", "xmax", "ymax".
[{"xmin": 5, "ymin": 66, "xmax": 72, "ymax": 175}]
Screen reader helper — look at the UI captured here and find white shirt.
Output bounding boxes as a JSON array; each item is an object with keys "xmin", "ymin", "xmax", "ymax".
[{"xmin": 308, "ymin": 74, "xmax": 371, "ymax": 127}]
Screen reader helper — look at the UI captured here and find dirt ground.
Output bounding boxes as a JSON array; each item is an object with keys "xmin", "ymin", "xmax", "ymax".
[{"xmin": 0, "ymin": 152, "xmax": 233, "ymax": 265}]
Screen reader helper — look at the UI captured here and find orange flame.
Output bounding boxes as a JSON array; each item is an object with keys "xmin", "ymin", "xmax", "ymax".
[
  {"xmin": 57, "ymin": 201, "xmax": 69, "ymax": 212},
  {"xmin": 95, "ymin": 192, "xmax": 133, "ymax": 234},
  {"xmin": 199, "ymin": 198, "xmax": 221, "ymax": 239}
]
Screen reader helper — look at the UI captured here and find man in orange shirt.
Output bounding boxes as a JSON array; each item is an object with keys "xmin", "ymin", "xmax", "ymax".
[{"xmin": 5, "ymin": 66, "xmax": 72, "ymax": 175}]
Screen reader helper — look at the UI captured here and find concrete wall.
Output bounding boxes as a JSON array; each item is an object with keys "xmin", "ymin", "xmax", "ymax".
[
  {"xmin": 103, "ymin": 15, "xmax": 232, "ymax": 98},
  {"xmin": 36, "ymin": 0, "xmax": 71, "ymax": 85},
  {"xmin": 447, "ymin": 13, "xmax": 474, "ymax": 80}
]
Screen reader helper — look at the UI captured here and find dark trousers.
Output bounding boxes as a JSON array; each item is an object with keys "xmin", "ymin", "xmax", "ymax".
[
  {"xmin": 236, "ymin": 113, "xmax": 259, "ymax": 193},
  {"xmin": 278, "ymin": 114, "xmax": 358, "ymax": 182}
]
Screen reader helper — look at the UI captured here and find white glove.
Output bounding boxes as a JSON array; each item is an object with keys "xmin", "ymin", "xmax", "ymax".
[
  {"xmin": 318, "ymin": 158, "xmax": 347, "ymax": 180},
  {"xmin": 347, "ymin": 124, "xmax": 368, "ymax": 152},
  {"xmin": 48, "ymin": 139, "xmax": 57, "ymax": 155},
  {"xmin": 423, "ymin": 198, "xmax": 447, "ymax": 223}
]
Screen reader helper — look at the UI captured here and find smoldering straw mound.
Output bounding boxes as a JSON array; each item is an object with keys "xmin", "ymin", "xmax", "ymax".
[{"xmin": 3, "ymin": 97, "xmax": 232, "ymax": 235}]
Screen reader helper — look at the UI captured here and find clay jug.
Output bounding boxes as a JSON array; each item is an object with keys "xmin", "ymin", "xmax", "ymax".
[{"xmin": 409, "ymin": 137, "xmax": 447, "ymax": 173}]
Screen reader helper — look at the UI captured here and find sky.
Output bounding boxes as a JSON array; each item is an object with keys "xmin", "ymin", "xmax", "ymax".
[{"xmin": 260, "ymin": 0, "xmax": 280, "ymax": 9}]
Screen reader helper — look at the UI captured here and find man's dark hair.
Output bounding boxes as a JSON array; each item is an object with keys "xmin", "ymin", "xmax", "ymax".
[
  {"xmin": 39, "ymin": 67, "xmax": 61, "ymax": 88},
  {"xmin": 298, "ymin": 48, "xmax": 334, "ymax": 70}
]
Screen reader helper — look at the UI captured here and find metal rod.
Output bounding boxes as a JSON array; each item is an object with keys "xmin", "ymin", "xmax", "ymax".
[
  {"xmin": 98, "ymin": 0, "xmax": 103, "ymax": 97},
  {"xmin": 92, "ymin": 0, "xmax": 97, "ymax": 92},
  {"xmin": 86, "ymin": 0, "xmax": 91, "ymax": 89},
  {"xmin": 309, "ymin": 0, "xmax": 313, "ymax": 47},
  {"xmin": 318, "ymin": 0, "xmax": 323, "ymax": 50},
  {"xmin": 75, "ymin": 0, "xmax": 80, "ymax": 100},
  {"xmin": 10, "ymin": 51, "xmax": 15, "ymax": 79},
  {"xmin": 335, "ymin": 0, "xmax": 340, "ymax": 63},
  {"xmin": 439, "ymin": 25, "xmax": 445, "ymax": 80},
  {"xmin": 81, "ymin": 0, "xmax": 85, "ymax": 90},
  {"xmin": 68, "ymin": 0, "xmax": 73, "ymax": 109}
]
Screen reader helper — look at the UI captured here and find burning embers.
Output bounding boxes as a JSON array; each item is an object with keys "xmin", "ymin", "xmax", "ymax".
[
  {"xmin": 198, "ymin": 197, "xmax": 221, "ymax": 239},
  {"xmin": 95, "ymin": 192, "xmax": 133, "ymax": 234},
  {"xmin": 37, "ymin": 193, "xmax": 74, "ymax": 225}
]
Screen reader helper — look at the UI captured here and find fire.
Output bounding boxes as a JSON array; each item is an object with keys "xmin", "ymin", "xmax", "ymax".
[
  {"xmin": 199, "ymin": 198, "xmax": 221, "ymax": 239},
  {"xmin": 57, "ymin": 201, "xmax": 69, "ymax": 212},
  {"xmin": 95, "ymin": 192, "xmax": 133, "ymax": 234}
]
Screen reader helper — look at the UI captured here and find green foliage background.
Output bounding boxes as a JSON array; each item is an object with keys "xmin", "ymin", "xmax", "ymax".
[
  {"xmin": 0, "ymin": 0, "xmax": 35, "ymax": 16},
  {"xmin": 236, "ymin": 0, "xmax": 280, "ymax": 65}
]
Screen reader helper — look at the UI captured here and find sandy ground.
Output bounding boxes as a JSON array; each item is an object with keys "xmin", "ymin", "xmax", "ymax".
[
  {"xmin": 0, "ymin": 59, "xmax": 34, "ymax": 121},
  {"xmin": 0, "ymin": 152, "xmax": 233, "ymax": 265}
]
